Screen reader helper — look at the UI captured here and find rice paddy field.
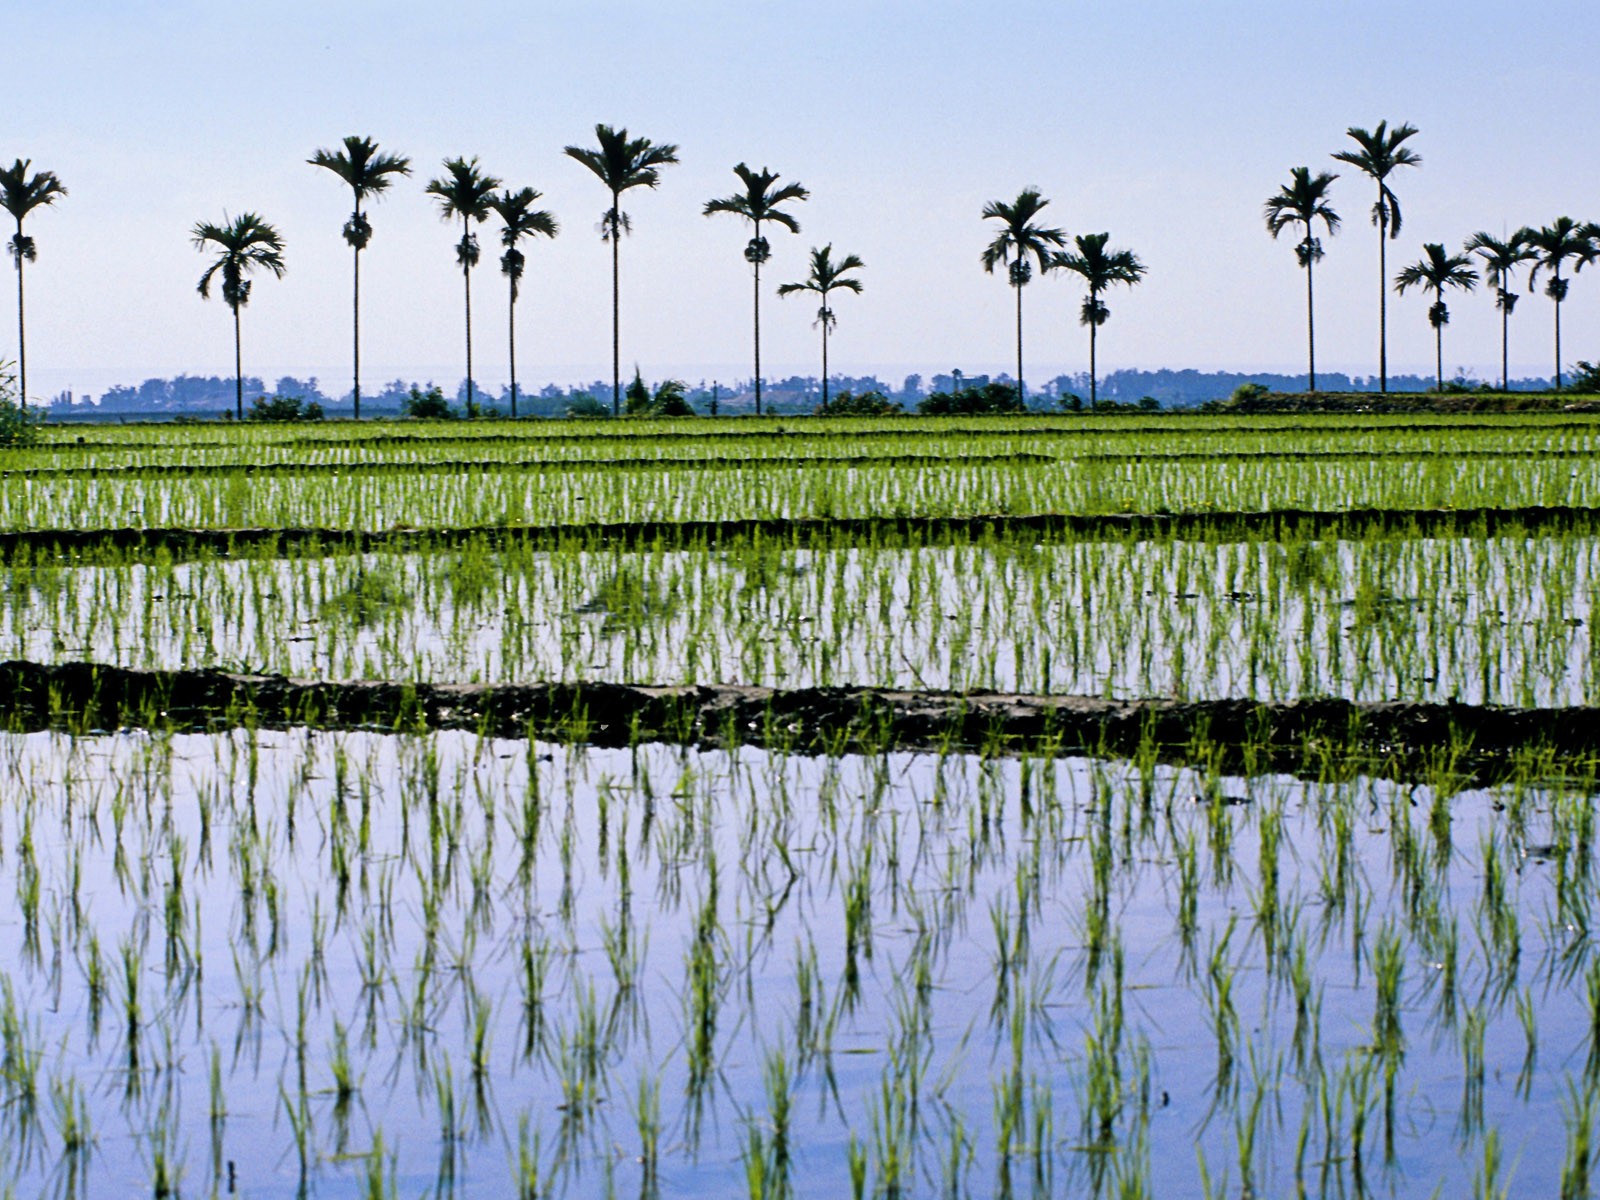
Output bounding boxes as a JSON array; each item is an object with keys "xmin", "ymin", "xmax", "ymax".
[{"xmin": 2, "ymin": 411, "xmax": 1599, "ymax": 1198}]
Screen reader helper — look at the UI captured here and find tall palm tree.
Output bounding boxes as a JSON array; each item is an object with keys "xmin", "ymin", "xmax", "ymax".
[
  {"xmin": 1394, "ymin": 243, "xmax": 1478, "ymax": 392},
  {"xmin": 1052, "ymin": 233, "xmax": 1146, "ymax": 406},
  {"xmin": 1264, "ymin": 167, "xmax": 1340, "ymax": 392},
  {"xmin": 1465, "ymin": 230, "xmax": 1536, "ymax": 391},
  {"xmin": 0, "ymin": 160, "xmax": 67, "ymax": 409},
  {"xmin": 487, "ymin": 187, "xmax": 558, "ymax": 419},
  {"xmin": 192, "ymin": 213, "xmax": 286, "ymax": 420},
  {"xmin": 308, "ymin": 135, "xmax": 411, "ymax": 420},
  {"xmin": 425, "ymin": 157, "xmax": 501, "ymax": 417},
  {"xmin": 704, "ymin": 164, "xmax": 809, "ymax": 416},
  {"xmin": 777, "ymin": 245, "xmax": 864, "ymax": 410},
  {"xmin": 1519, "ymin": 217, "xmax": 1593, "ymax": 389},
  {"xmin": 1332, "ymin": 121, "xmax": 1421, "ymax": 393},
  {"xmin": 981, "ymin": 189, "xmax": 1066, "ymax": 405},
  {"xmin": 563, "ymin": 125, "xmax": 680, "ymax": 415}
]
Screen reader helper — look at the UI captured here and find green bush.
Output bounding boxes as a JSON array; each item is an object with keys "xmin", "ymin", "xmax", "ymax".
[
  {"xmin": 0, "ymin": 363, "xmax": 39, "ymax": 448},
  {"xmin": 247, "ymin": 394, "xmax": 324, "ymax": 422},
  {"xmin": 917, "ymin": 382, "xmax": 1024, "ymax": 416},
  {"xmin": 816, "ymin": 389, "xmax": 900, "ymax": 416},
  {"xmin": 565, "ymin": 393, "xmax": 610, "ymax": 419},
  {"xmin": 402, "ymin": 385, "xmax": 455, "ymax": 420}
]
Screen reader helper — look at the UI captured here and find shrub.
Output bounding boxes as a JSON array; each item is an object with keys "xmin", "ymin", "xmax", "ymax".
[
  {"xmin": 917, "ymin": 382, "xmax": 1024, "ymax": 416},
  {"xmin": 247, "ymin": 394, "xmax": 324, "ymax": 422},
  {"xmin": 0, "ymin": 363, "xmax": 39, "ymax": 448},
  {"xmin": 1058, "ymin": 392, "xmax": 1084, "ymax": 412},
  {"xmin": 1566, "ymin": 361, "xmax": 1600, "ymax": 393},
  {"xmin": 565, "ymin": 393, "xmax": 610, "ymax": 419},
  {"xmin": 403, "ymin": 385, "xmax": 455, "ymax": 420},
  {"xmin": 1229, "ymin": 382, "xmax": 1270, "ymax": 404},
  {"xmin": 816, "ymin": 389, "xmax": 900, "ymax": 416}
]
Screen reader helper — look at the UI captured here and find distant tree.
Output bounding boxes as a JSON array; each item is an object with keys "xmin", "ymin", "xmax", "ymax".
[
  {"xmin": 488, "ymin": 187, "xmax": 558, "ymax": 418},
  {"xmin": 1052, "ymin": 232, "xmax": 1146, "ymax": 406},
  {"xmin": 1332, "ymin": 122, "xmax": 1421, "ymax": 393},
  {"xmin": 1395, "ymin": 243, "xmax": 1478, "ymax": 392},
  {"xmin": 564, "ymin": 124, "xmax": 680, "ymax": 415},
  {"xmin": 704, "ymin": 164, "xmax": 809, "ymax": 416},
  {"xmin": 192, "ymin": 213, "xmax": 287, "ymax": 420},
  {"xmin": 777, "ymin": 245, "xmax": 865, "ymax": 411},
  {"xmin": 1264, "ymin": 167, "xmax": 1340, "ymax": 391},
  {"xmin": 402, "ymin": 384, "xmax": 454, "ymax": 419},
  {"xmin": 308, "ymin": 135, "xmax": 411, "ymax": 419},
  {"xmin": 981, "ymin": 190, "xmax": 1066, "ymax": 405},
  {"xmin": 0, "ymin": 159, "xmax": 67, "ymax": 409},
  {"xmin": 1519, "ymin": 217, "xmax": 1593, "ymax": 390},
  {"xmin": 425, "ymin": 157, "xmax": 501, "ymax": 417},
  {"xmin": 1464, "ymin": 230, "xmax": 1536, "ymax": 390}
]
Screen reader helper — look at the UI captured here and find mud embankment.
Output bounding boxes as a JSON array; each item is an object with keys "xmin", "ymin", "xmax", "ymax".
[{"xmin": 2, "ymin": 660, "xmax": 1593, "ymax": 780}]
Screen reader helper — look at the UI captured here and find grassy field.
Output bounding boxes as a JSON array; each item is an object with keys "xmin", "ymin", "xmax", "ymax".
[{"xmin": 0, "ymin": 412, "xmax": 1597, "ymax": 1198}]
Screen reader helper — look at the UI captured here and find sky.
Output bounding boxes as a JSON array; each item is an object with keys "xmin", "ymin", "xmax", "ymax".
[{"xmin": 9, "ymin": 0, "xmax": 1600, "ymax": 401}]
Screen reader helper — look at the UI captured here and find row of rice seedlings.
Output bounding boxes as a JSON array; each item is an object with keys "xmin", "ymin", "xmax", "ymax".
[
  {"xmin": 3, "ymin": 443, "xmax": 1599, "ymax": 532},
  {"xmin": 5, "ymin": 530, "xmax": 1594, "ymax": 705},
  {"xmin": 0, "ymin": 722, "xmax": 1593, "ymax": 1195},
  {"xmin": 12, "ymin": 417, "xmax": 1597, "ymax": 475}
]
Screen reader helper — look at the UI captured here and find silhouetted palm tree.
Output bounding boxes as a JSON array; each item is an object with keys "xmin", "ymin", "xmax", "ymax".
[
  {"xmin": 192, "ymin": 213, "xmax": 286, "ymax": 420},
  {"xmin": 309, "ymin": 135, "xmax": 411, "ymax": 419},
  {"xmin": 425, "ymin": 157, "xmax": 501, "ymax": 417},
  {"xmin": 981, "ymin": 190, "xmax": 1066, "ymax": 405},
  {"xmin": 1465, "ymin": 231, "xmax": 1536, "ymax": 391},
  {"xmin": 705, "ymin": 164, "xmax": 809, "ymax": 416},
  {"xmin": 1332, "ymin": 121, "xmax": 1421, "ymax": 393},
  {"xmin": 777, "ymin": 245, "xmax": 864, "ymax": 410},
  {"xmin": 0, "ymin": 159, "xmax": 67, "ymax": 408},
  {"xmin": 488, "ymin": 188, "xmax": 558, "ymax": 419},
  {"xmin": 1053, "ymin": 233, "xmax": 1146, "ymax": 406},
  {"xmin": 1395, "ymin": 243, "xmax": 1478, "ymax": 392},
  {"xmin": 564, "ymin": 125, "xmax": 680, "ymax": 415},
  {"xmin": 1520, "ymin": 217, "xmax": 1592, "ymax": 390},
  {"xmin": 1264, "ymin": 167, "xmax": 1340, "ymax": 391}
]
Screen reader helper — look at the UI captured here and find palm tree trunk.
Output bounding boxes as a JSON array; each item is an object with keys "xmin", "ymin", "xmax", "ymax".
[
  {"xmin": 1015, "ymin": 279, "xmax": 1024, "ymax": 406},
  {"xmin": 821, "ymin": 313, "xmax": 830, "ymax": 411},
  {"xmin": 352, "ymin": 241, "xmax": 362, "ymax": 420},
  {"xmin": 753, "ymin": 218, "xmax": 762, "ymax": 418},
  {"xmin": 611, "ymin": 197, "xmax": 621, "ymax": 417},
  {"xmin": 1377, "ymin": 196, "xmax": 1388, "ymax": 394},
  {"xmin": 14, "ymin": 228, "xmax": 25, "ymax": 410},
  {"xmin": 1501, "ymin": 300, "xmax": 1509, "ymax": 392},
  {"xmin": 233, "ymin": 304, "xmax": 243, "ymax": 421},
  {"xmin": 463, "ymin": 218, "xmax": 475, "ymax": 419},
  {"xmin": 1089, "ymin": 314, "xmax": 1098, "ymax": 406},
  {"xmin": 508, "ymin": 281, "xmax": 518, "ymax": 419},
  {"xmin": 1435, "ymin": 321, "xmax": 1443, "ymax": 393},
  {"xmin": 1554, "ymin": 279, "xmax": 1563, "ymax": 390},
  {"xmin": 1305, "ymin": 242, "xmax": 1317, "ymax": 393}
]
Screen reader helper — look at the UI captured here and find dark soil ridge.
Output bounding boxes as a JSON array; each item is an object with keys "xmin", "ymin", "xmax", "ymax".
[
  {"xmin": 0, "ymin": 451, "xmax": 1056, "ymax": 482},
  {"xmin": 3, "ymin": 660, "xmax": 1594, "ymax": 779},
  {"xmin": 1, "ymin": 504, "xmax": 1597, "ymax": 564},
  {"xmin": 36, "ymin": 414, "xmax": 1600, "ymax": 453}
]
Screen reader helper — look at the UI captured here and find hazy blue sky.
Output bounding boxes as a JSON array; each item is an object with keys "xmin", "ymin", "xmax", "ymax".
[{"xmin": 11, "ymin": 0, "xmax": 1600, "ymax": 399}]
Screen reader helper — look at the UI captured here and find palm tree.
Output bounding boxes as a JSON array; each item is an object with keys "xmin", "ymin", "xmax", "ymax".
[
  {"xmin": 980, "ymin": 190, "xmax": 1066, "ymax": 405},
  {"xmin": 1052, "ymin": 233, "xmax": 1146, "ymax": 406},
  {"xmin": 308, "ymin": 136, "xmax": 412, "ymax": 420},
  {"xmin": 777, "ymin": 245, "xmax": 864, "ymax": 410},
  {"xmin": 425, "ymin": 157, "xmax": 501, "ymax": 417},
  {"xmin": 0, "ymin": 160, "xmax": 67, "ymax": 409},
  {"xmin": 563, "ymin": 125, "xmax": 680, "ymax": 415},
  {"xmin": 704, "ymin": 164, "xmax": 809, "ymax": 416},
  {"xmin": 192, "ymin": 213, "xmax": 286, "ymax": 420},
  {"xmin": 487, "ymin": 188, "xmax": 558, "ymax": 419},
  {"xmin": 1332, "ymin": 122, "xmax": 1421, "ymax": 393},
  {"xmin": 1465, "ymin": 231, "xmax": 1536, "ymax": 391},
  {"xmin": 1394, "ymin": 243, "xmax": 1478, "ymax": 392},
  {"xmin": 1520, "ymin": 217, "xmax": 1593, "ymax": 389},
  {"xmin": 1264, "ymin": 167, "xmax": 1340, "ymax": 392}
]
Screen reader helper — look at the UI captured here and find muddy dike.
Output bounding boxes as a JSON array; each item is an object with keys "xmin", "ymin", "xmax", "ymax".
[
  {"xmin": 3, "ymin": 504, "xmax": 1599, "ymax": 565},
  {"xmin": 2, "ymin": 660, "xmax": 1594, "ymax": 780}
]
